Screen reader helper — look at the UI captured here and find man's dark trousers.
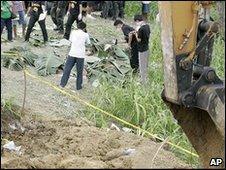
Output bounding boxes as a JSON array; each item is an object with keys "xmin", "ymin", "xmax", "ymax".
[
  {"xmin": 1, "ymin": 18, "xmax": 13, "ymax": 41},
  {"xmin": 130, "ymin": 43, "xmax": 139, "ymax": 72},
  {"xmin": 50, "ymin": 1, "xmax": 58, "ymax": 27},
  {"xmin": 63, "ymin": 12, "xmax": 80, "ymax": 40},
  {"xmin": 57, "ymin": 6, "xmax": 66, "ymax": 32},
  {"xmin": 25, "ymin": 11, "xmax": 48, "ymax": 42}
]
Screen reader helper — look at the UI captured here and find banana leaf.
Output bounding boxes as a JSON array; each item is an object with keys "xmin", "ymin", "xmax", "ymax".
[
  {"xmin": 1, "ymin": 55, "xmax": 24, "ymax": 71},
  {"xmin": 97, "ymin": 50, "xmax": 109, "ymax": 58},
  {"xmin": 34, "ymin": 53, "xmax": 64, "ymax": 76},
  {"xmin": 8, "ymin": 58, "xmax": 24, "ymax": 71},
  {"xmin": 29, "ymin": 36, "xmax": 43, "ymax": 47},
  {"xmin": 85, "ymin": 56, "xmax": 101, "ymax": 64},
  {"xmin": 90, "ymin": 37, "xmax": 103, "ymax": 51},
  {"xmin": 109, "ymin": 61, "xmax": 131, "ymax": 75},
  {"xmin": 23, "ymin": 51, "xmax": 39, "ymax": 66},
  {"xmin": 3, "ymin": 46, "xmax": 38, "ymax": 67},
  {"xmin": 113, "ymin": 46, "xmax": 129, "ymax": 60},
  {"xmin": 49, "ymin": 39, "xmax": 71, "ymax": 47}
]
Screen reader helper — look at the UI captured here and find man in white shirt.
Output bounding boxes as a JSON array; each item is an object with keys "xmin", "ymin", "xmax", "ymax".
[{"xmin": 60, "ymin": 21, "xmax": 90, "ymax": 90}]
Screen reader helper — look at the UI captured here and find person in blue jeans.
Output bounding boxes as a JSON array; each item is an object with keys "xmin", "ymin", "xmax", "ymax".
[
  {"xmin": 1, "ymin": 1, "xmax": 13, "ymax": 42},
  {"xmin": 60, "ymin": 21, "xmax": 90, "ymax": 90},
  {"xmin": 12, "ymin": 1, "xmax": 27, "ymax": 38}
]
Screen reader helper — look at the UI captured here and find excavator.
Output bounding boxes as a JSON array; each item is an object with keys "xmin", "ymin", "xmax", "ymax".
[{"xmin": 158, "ymin": 1, "xmax": 225, "ymax": 168}]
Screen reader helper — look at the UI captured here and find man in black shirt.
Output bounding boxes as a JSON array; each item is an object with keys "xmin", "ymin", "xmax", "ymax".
[
  {"xmin": 133, "ymin": 15, "xmax": 150, "ymax": 84},
  {"xmin": 24, "ymin": 1, "xmax": 48, "ymax": 42},
  {"xmin": 63, "ymin": 1, "xmax": 82, "ymax": 40},
  {"xmin": 114, "ymin": 19, "xmax": 139, "ymax": 73}
]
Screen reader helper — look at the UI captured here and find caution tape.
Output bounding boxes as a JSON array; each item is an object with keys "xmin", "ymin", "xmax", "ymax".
[
  {"xmin": 24, "ymin": 69, "xmax": 199, "ymax": 158},
  {"xmin": 2, "ymin": 52, "xmax": 19, "ymax": 57}
]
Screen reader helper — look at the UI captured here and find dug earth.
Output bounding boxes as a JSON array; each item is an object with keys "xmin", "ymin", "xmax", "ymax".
[{"xmin": 1, "ymin": 108, "xmax": 190, "ymax": 169}]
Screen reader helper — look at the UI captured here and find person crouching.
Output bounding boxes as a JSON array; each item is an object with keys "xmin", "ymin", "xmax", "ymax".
[{"xmin": 60, "ymin": 21, "xmax": 90, "ymax": 91}]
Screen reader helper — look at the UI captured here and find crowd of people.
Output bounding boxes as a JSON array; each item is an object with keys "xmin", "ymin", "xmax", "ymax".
[
  {"xmin": 1, "ymin": 1, "xmax": 127, "ymax": 41},
  {"xmin": 1, "ymin": 1, "xmax": 151, "ymax": 90}
]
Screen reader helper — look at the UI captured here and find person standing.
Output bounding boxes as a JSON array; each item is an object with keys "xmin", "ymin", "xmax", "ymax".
[
  {"xmin": 114, "ymin": 19, "xmax": 139, "ymax": 73},
  {"xmin": 24, "ymin": 1, "xmax": 30, "ymax": 13},
  {"xmin": 118, "ymin": 1, "xmax": 125, "ymax": 19},
  {"xmin": 56, "ymin": 1, "xmax": 67, "ymax": 34},
  {"xmin": 1, "ymin": 1, "xmax": 13, "ymax": 42},
  {"xmin": 63, "ymin": 1, "xmax": 82, "ymax": 40},
  {"xmin": 101, "ymin": 1, "xmax": 112, "ymax": 19},
  {"xmin": 133, "ymin": 15, "xmax": 150, "ymax": 84},
  {"xmin": 51, "ymin": 1, "xmax": 67, "ymax": 34},
  {"xmin": 81, "ymin": 1, "xmax": 96, "ymax": 20},
  {"xmin": 45, "ymin": 1, "xmax": 53, "ymax": 15},
  {"xmin": 50, "ymin": 1, "xmax": 58, "ymax": 30},
  {"xmin": 24, "ymin": 1, "xmax": 48, "ymax": 43},
  {"xmin": 141, "ymin": 1, "xmax": 150, "ymax": 21},
  {"xmin": 111, "ymin": 1, "xmax": 119, "ymax": 20},
  {"xmin": 60, "ymin": 21, "xmax": 91, "ymax": 91},
  {"xmin": 12, "ymin": 1, "xmax": 27, "ymax": 38}
]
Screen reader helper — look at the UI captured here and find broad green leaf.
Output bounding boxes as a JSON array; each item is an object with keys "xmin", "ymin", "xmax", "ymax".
[
  {"xmin": 34, "ymin": 53, "xmax": 64, "ymax": 76},
  {"xmin": 113, "ymin": 46, "xmax": 129, "ymax": 60}
]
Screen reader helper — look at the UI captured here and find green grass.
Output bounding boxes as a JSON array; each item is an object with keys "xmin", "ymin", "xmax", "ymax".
[
  {"xmin": 212, "ymin": 36, "xmax": 225, "ymax": 78},
  {"xmin": 125, "ymin": 1, "xmax": 158, "ymax": 21}
]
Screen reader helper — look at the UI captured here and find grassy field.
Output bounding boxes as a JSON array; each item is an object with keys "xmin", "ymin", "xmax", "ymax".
[{"xmin": 84, "ymin": 1, "xmax": 225, "ymax": 167}]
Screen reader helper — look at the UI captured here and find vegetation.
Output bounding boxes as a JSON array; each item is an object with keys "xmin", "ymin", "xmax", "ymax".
[
  {"xmin": 125, "ymin": 1, "xmax": 158, "ymax": 21},
  {"xmin": 84, "ymin": 1, "xmax": 225, "ymax": 167}
]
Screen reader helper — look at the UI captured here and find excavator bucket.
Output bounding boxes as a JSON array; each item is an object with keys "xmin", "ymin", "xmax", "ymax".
[
  {"xmin": 163, "ymin": 88, "xmax": 225, "ymax": 168},
  {"xmin": 159, "ymin": 1, "xmax": 225, "ymax": 168}
]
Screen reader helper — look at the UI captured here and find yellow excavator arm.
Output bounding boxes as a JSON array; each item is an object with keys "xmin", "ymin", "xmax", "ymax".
[{"xmin": 159, "ymin": 1, "xmax": 225, "ymax": 168}]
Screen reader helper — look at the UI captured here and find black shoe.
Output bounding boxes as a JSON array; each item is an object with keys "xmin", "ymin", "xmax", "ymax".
[{"xmin": 63, "ymin": 35, "xmax": 69, "ymax": 40}]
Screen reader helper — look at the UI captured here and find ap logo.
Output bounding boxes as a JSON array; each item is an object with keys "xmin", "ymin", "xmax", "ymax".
[{"xmin": 209, "ymin": 158, "xmax": 223, "ymax": 166}]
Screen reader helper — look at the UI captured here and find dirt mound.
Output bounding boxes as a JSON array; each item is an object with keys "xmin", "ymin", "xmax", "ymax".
[{"xmin": 1, "ymin": 109, "xmax": 190, "ymax": 169}]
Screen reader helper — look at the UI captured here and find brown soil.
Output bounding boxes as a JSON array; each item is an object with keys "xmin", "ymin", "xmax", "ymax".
[{"xmin": 1, "ymin": 106, "xmax": 190, "ymax": 169}]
